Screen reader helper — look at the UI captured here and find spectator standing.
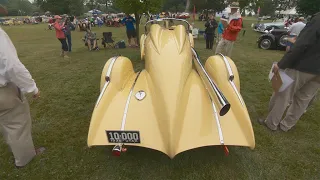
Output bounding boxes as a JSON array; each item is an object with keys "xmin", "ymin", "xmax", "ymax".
[
  {"xmin": 215, "ymin": 2, "xmax": 242, "ymax": 57},
  {"xmin": 205, "ymin": 14, "xmax": 218, "ymax": 50},
  {"xmin": 0, "ymin": 5, "xmax": 45, "ymax": 168},
  {"xmin": 64, "ymin": 18, "xmax": 74, "ymax": 52},
  {"xmin": 286, "ymin": 17, "xmax": 306, "ymax": 52},
  {"xmin": 259, "ymin": 12, "xmax": 320, "ymax": 132},
  {"xmin": 217, "ymin": 16, "xmax": 225, "ymax": 43},
  {"xmin": 53, "ymin": 15, "xmax": 69, "ymax": 58},
  {"xmin": 121, "ymin": 14, "xmax": 138, "ymax": 47}
]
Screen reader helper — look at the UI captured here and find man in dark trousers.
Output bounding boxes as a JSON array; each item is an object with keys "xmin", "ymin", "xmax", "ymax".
[
  {"xmin": 205, "ymin": 14, "xmax": 218, "ymax": 50},
  {"xmin": 259, "ymin": 12, "xmax": 320, "ymax": 132}
]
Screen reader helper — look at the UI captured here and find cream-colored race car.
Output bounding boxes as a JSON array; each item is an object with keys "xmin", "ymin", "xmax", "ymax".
[{"xmin": 87, "ymin": 18, "xmax": 255, "ymax": 158}]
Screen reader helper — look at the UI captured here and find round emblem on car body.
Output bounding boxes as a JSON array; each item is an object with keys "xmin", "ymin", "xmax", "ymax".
[{"xmin": 135, "ymin": 90, "xmax": 146, "ymax": 101}]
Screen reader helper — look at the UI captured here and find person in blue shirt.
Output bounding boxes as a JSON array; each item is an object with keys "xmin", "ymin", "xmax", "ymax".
[
  {"xmin": 121, "ymin": 14, "xmax": 138, "ymax": 47},
  {"xmin": 217, "ymin": 16, "xmax": 225, "ymax": 43}
]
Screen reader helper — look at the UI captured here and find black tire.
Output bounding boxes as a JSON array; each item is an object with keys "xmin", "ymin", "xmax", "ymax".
[
  {"xmin": 258, "ymin": 37, "xmax": 274, "ymax": 50},
  {"xmin": 278, "ymin": 34, "xmax": 289, "ymax": 47}
]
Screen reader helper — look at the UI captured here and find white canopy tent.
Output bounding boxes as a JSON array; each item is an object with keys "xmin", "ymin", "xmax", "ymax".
[
  {"xmin": 279, "ymin": 8, "xmax": 297, "ymax": 15},
  {"xmin": 88, "ymin": 9, "xmax": 103, "ymax": 14}
]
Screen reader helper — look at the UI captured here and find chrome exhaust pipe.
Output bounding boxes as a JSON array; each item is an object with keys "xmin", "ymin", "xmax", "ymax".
[{"xmin": 191, "ymin": 48, "xmax": 230, "ymax": 116}]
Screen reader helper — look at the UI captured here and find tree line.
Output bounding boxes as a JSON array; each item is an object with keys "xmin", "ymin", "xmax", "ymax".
[{"xmin": 0, "ymin": 0, "xmax": 319, "ymax": 17}]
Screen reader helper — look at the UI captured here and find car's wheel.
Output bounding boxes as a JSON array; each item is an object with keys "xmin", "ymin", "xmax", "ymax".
[
  {"xmin": 259, "ymin": 37, "xmax": 273, "ymax": 50},
  {"xmin": 279, "ymin": 34, "xmax": 289, "ymax": 47}
]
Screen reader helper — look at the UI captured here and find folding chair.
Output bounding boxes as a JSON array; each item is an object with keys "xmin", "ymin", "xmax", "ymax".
[{"xmin": 102, "ymin": 32, "xmax": 115, "ymax": 48}]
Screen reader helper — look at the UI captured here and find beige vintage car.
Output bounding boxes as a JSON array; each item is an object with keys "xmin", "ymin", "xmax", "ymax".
[
  {"xmin": 3, "ymin": 19, "xmax": 14, "ymax": 26},
  {"xmin": 14, "ymin": 19, "xmax": 24, "ymax": 25},
  {"xmin": 87, "ymin": 18, "xmax": 255, "ymax": 158}
]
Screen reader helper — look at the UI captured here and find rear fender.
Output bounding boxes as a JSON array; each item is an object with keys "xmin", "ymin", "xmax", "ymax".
[
  {"xmin": 188, "ymin": 33, "xmax": 194, "ymax": 48},
  {"xmin": 140, "ymin": 34, "xmax": 146, "ymax": 60},
  {"xmin": 100, "ymin": 56, "xmax": 135, "ymax": 91},
  {"xmin": 259, "ymin": 34, "xmax": 275, "ymax": 43}
]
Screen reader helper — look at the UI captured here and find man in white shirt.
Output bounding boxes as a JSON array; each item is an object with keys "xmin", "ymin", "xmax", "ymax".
[
  {"xmin": 288, "ymin": 17, "xmax": 306, "ymax": 36},
  {"xmin": 0, "ymin": 5, "xmax": 44, "ymax": 168},
  {"xmin": 286, "ymin": 17, "xmax": 306, "ymax": 51}
]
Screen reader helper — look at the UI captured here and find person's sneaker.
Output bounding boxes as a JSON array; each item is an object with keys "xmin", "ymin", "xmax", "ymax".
[{"xmin": 64, "ymin": 55, "xmax": 70, "ymax": 59}]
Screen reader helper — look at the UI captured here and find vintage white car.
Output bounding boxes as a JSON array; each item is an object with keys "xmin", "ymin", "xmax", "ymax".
[{"xmin": 253, "ymin": 19, "xmax": 287, "ymax": 33}]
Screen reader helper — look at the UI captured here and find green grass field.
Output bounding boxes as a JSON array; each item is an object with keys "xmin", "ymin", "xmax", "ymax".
[{"xmin": 0, "ymin": 18, "xmax": 319, "ymax": 180}]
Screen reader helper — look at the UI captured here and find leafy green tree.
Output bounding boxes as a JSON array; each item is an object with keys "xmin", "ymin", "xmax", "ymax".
[
  {"xmin": 297, "ymin": 0, "xmax": 320, "ymax": 16},
  {"xmin": 185, "ymin": 0, "xmax": 190, "ymax": 12},
  {"xmin": 259, "ymin": 0, "xmax": 277, "ymax": 16},
  {"xmin": 37, "ymin": 0, "xmax": 85, "ymax": 15},
  {"xmin": 84, "ymin": 0, "xmax": 117, "ymax": 12},
  {"xmin": 4, "ymin": 0, "xmax": 37, "ymax": 16},
  {"xmin": 37, "ymin": 0, "xmax": 68, "ymax": 14},
  {"xmin": 115, "ymin": 0, "xmax": 164, "ymax": 45},
  {"xmin": 192, "ymin": 0, "xmax": 227, "ymax": 13},
  {"xmin": 226, "ymin": 0, "xmax": 251, "ymax": 15},
  {"xmin": 0, "ymin": 0, "xmax": 8, "ymax": 5},
  {"xmin": 273, "ymin": 0, "xmax": 297, "ymax": 11},
  {"xmin": 191, "ymin": 0, "xmax": 227, "ymax": 20},
  {"xmin": 163, "ymin": 0, "xmax": 185, "ymax": 13},
  {"xmin": 69, "ymin": 0, "xmax": 85, "ymax": 15},
  {"xmin": 248, "ymin": 0, "xmax": 264, "ymax": 16}
]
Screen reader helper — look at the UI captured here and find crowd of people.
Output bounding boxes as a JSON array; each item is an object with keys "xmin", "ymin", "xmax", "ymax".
[
  {"xmin": 202, "ymin": 2, "xmax": 243, "ymax": 57},
  {"xmin": 0, "ymin": 2, "xmax": 319, "ymax": 169},
  {"xmin": 52, "ymin": 13, "xmax": 139, "ymax": 54}
]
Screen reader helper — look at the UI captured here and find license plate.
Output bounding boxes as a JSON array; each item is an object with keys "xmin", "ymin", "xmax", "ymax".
[{"xmin": 106, "ymin": 131, "xmax": 141, "ymax": 143}]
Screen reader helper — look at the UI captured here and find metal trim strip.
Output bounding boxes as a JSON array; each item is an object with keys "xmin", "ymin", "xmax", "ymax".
[
  {"xmin": 120, "ymin": 71, "xmax": 142, "ymax": 131},
  {"xmin": 210, "ymin": 96, "xmax": 225, "ymax": 145},
  {"xmin": 95, "ymin": 56, "xmax": 119, "ymax": 107},
  {"xmin": 216, "ymin": 54, "xmax": 245, "ymax": 106},
  {"xmin": 217, "ymin": 53, "xmax": 234, "ymax": 81}
]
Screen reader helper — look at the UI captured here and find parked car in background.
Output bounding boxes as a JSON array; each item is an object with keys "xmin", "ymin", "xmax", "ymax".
[
  {"xmin": 261, "ymin": 16, "xmax": 272, "ymax": 20},
  {"xmin": 253, "ymin": 19, "xmax": 287, "ymax": 33},
  {"xmin": 176, "ymin": 12, "xmax": 190, "ymax": 19},
  {"xmin": 257, "ymin": 28, "xmax": 289, "ymax": 50}
]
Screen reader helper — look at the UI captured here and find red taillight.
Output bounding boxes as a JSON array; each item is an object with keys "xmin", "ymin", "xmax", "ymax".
[
  {"xmin": 112, "ymin": 145, "xmax": 121, "ymax": 156},
  {"xmin": 223, "ymin": 146, "xmax": 229, "ymax": 156},
  {"xmin": 112, "ymin": 150, "xmax": 121, "ymax": 156}
]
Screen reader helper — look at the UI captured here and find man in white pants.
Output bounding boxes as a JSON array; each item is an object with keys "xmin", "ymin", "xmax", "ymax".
[
  {"xmin": 0, "ymin": 5, "xmax": 45, "ymax": 168},
  {"xmin": 215, "ymin": 2, "xmax": 242, "ymax": 57}
]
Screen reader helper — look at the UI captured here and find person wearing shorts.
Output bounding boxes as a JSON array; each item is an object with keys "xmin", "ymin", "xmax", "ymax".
[
  {"xmin": 286, "ymin": 35, "xmax": 296, "ymax": 52},
  {"xmin": 53, "ymin": 15, "xmax": 69, "ymax": 58},
  {"xmin": 84, "ymin": 29, "xmax": 98, "ymax": 51},
  {"xmin": 121, "ymin": 14, "xmax": 138, "ymax": 47}
]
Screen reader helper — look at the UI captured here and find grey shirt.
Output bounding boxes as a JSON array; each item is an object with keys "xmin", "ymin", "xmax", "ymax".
[{"xmin": 289, "ymin": 21, "xmax": 306, "ymax": 36}]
